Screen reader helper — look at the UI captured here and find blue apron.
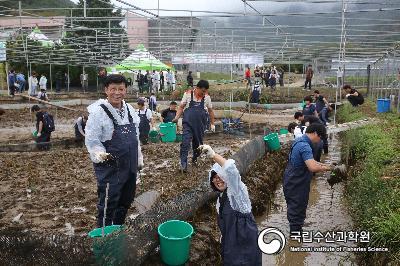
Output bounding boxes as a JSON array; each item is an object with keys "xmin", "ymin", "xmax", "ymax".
[
  {"xmin": 283, "ymin": 140, "xmax": 313, "ymax": 233},
  {"xmin": 180, "ymin": 91, "xmax": 207, "ymax": 169},
  {"xmin": 149, "ymin": 98, "xmax": 157, "ymax": 111},
  {"xmin": 251, "ymin": 90, "xmax": 260, "ymax": 103},
  {"xmin": 138, "ymin": 109, "xmax": 150, "ymax": 145},
  {"xmin": 94, "ymin": 104, "xmax": 138, "ymax": 227},
  {"xmin": 163, "ymin": 110, "xmax": 176, "ymax": 123},
  {"xmin": 218, "ymin": 191, "xmax": 262, "ymax": 266}
]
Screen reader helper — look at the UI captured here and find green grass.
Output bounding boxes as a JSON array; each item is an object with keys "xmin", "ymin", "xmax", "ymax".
[
  {"xmin": 336, "ymin": 100, "xmax": 377, "ymax": 123},
  {"xmin": 340, "ymin": 104, "xmax": 400, "ymax": 264},
  {"xmin": 200, "ymin": 72, "xmax": 239, "ymax": 81}
]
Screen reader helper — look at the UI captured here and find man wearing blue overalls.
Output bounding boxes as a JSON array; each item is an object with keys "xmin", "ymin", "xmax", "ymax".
[
  {"xmin": 173, "ymin": 80, "xmax": 215, "ymax": 172},
  {"xmin": 85, "ymin": 75, "xmax": 143, "ymax": 227},
  {"xmin": 283, "ymin": 123, "xmax": 332, "ymax": 233},
  {"xmin": 137, "ymin": 98, "xmax": 153, "ymax": 145}
]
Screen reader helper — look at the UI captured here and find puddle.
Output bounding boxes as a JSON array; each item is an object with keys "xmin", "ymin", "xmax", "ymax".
[{"xmin": 257, "ymin": 134, "xmax": 358, "ymax": 265}]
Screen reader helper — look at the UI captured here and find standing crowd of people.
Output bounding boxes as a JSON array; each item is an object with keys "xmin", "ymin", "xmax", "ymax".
[
  {"xmin": 246, "ymin": 65, "xmax": 284, "ymax": 91},
  {"xmin": 136, "ymin": 69, "xmax": 179, "ymax": 93},
  {"xmin": 7, "ymin": 69, "xmax": 71, "ymax": 97}
]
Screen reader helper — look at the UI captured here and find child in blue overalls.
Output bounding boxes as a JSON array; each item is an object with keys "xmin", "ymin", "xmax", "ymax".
[{"xmin": 199, "ymin": 144, "xmax": 262, "ymax": 266}]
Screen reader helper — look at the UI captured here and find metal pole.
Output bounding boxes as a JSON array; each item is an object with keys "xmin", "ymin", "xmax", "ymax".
[
  {"xmin": 70, "ymin": 9, "xmax": 73, "ymax": 28},
  {"xmin": 366, "ymin": 64, "xmax": 371, "ymax": 97},
  {"xmin": 83, "ymin": 65, "xmax": 85, "ymax": 93},
  {"xmin": 5, "ymin": 62, "xmax": 9, "ymax": 95},
  {"xmin": 109, "ymin": 20, "xmax": 111, "ymax": 52},
  {"xmin": 84, "ymin": 0, "xmax": 87, "ymax": 18},
  {"xmin": 214, "ymin": 21, "xmax": 217, "ymax": 64},
  {"xmin": 67, "ymin": 64, "xmax": 70, "ymax": 92},
  {"xmin": 96, "ymin": 66, "xmax": 99, "ymax": 93},
  {"xmin": 231, "ymin": 30, "xmax": 233, "ymax": 81},
  {"xmin": 19, "ymin": 1, "xmax": 29, "ymax": 85},
  {"xmin": 50, "ymin": 63, "xmax": 53, "ymax": 92}
]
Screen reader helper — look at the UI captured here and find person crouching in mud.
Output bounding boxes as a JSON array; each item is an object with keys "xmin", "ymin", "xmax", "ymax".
[{"xmin": 198, "ymin": 144, "xmax": 262, "ymax": 266}]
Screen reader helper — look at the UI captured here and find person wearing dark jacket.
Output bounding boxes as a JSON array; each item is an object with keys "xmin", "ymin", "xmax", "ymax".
[
  {"xmin": 187, "ymin": 71, "xmax": 194, "ymax": 88},
  {"xmin": 136, "ymin": 70, "xmax": 144, "ymax": 93},
  {"xmin": 314, "ymin": 90, "xmax": 331, "ymax": 125},
  {"xmin": 294, "ymin": 111, "xmax": 328, "ymax": 159},
  {"xmin": 75, "ymin": 115, "xmax": 88, "ymax": 141},
  {"xmin": 31, "ymin": 105, "xmax": 53, "ymax": 150},
  {"xmin": 344, "ymin": 84, "xmax": 364, "ymax": 107},
  {"xmin": 8, "ymin": 70, "xmax": 16, "ymax": 96},
  {"xmin": 161, "ymin": 101, "xmax": 178, "ymax": 123}
]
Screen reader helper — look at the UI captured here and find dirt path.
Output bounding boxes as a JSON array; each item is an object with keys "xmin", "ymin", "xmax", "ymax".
[
  {"xmin": 0, "ymin": 134, "xmax": 246, "ymax": 236},
  {"xmin": 257, "ymin": 134, "xmax": 357, "ymax": 265}
]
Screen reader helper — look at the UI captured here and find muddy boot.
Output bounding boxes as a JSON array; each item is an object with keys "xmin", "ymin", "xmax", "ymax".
[{"xmin": 180, "ymin": 163, "xmax": 188, "ymax": 174}]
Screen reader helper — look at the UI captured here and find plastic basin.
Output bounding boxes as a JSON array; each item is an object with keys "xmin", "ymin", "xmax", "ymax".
[
  {"xmin": 159, "ymin": 122, "xmax": 177, "ymax": 143},
  {"xmin": 158, "ymin": 220, "xmax": 194, "ymax": 265},
  {"xmin": 88, "ymin": 225, "xmax": 126, "ymax": 265},
  {"xmin": 149, "ymin": 130, "xmax": 160, "ymax": 143},
  {"xmin": 264, "ymin": 133, "xmax": 281, "ymax": 151},
  {"xmin": 279, "ymin": 128, "xmax": 289, "ymax": 135}
]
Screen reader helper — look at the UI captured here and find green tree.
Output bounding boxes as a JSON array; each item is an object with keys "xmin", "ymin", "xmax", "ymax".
[{"xmin": 65, "ymin": 0, "xmax": 129, "ymax": 65}]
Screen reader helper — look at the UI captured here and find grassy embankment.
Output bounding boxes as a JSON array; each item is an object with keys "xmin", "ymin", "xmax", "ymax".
[{"xmin": 338, "ymin": 101, "xmax": 400, "ymax": 264}]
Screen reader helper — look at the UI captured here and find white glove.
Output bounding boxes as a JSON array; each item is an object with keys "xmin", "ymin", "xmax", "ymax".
[
  {"xmin": 93, "ymin": 152, "xmax": 110, "ymax": 163},
  {"xmin": 138, "ymin": 146, "xmax": 144, "ymax": 170},
  {"xmin": 37, "ymin": 132, "xmax": 41, "ymax": 137},
  {"xmin": 138, "ymin": 156, "xmax": 144, "ymax": 170},
  {"xmin": 346, "ymin": 94, "xmax": 350, "ymax": 98},
  {"xmin": 210, "ymin": 124, "xmax": 216, "ymax": 132},
  {"xmin": 198, "ymin": 144, "xmax": 216, "ymax": 158}
]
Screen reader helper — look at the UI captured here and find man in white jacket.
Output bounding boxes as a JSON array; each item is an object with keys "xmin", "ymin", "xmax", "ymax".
[
  {"xmin": 85, "ymin": 74, "xmax": 144, "ymax": 227},
  {"xmin": 39, "ymin": 73, "xmax": 47, "ymax": 90}
]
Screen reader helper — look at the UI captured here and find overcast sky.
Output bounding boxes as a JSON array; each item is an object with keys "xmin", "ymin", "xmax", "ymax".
[
  {"xmin": 69, "ymin": 0, "xmax": 335, "ymax": 16},
  {"xmin": 70, "ymin": 0, "xmax": 253, "ymax": 13}
]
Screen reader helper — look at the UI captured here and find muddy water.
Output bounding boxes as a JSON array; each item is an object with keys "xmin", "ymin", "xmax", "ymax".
[{"xmin": 257, "ymin": 134, "xmax": 358, "ymax": 265}]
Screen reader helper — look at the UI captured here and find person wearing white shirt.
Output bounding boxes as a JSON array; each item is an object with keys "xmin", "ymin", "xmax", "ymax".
[
  {"xmin": 39, "ymin": 74, "xmax": 47, "ymax": 90},
  {"xmin": 166, "ymin": 69, "xmax": 175, "ymax": 91},
  {"xmin": 28, "ymin": 71, "xmax": 38, "ymax": 96},
  {"xmin": 151, "ymin": 70, "xmax": 160, "ymax": 93},
  {"xmin": 85, "ymin": 74, "xmax": 143, "ymax": 227}
]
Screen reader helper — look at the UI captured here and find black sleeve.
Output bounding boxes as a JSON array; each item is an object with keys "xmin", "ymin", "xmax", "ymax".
[
  {"xmin": 304, "ymin": 115, "xmax": 321, "ymax": 124},
  {"xmin": 161, "ymin": 109, "xmax": 168, "ymax": 119},
  {"xmin": 36, "ymin": 112, "xmax": 44, "ymax": 123}
]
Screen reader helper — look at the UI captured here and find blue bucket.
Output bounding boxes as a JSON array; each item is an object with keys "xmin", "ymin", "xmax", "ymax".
[{"xmin": 377, "ymin": 98, "xmax": 390, "ymax": 113}]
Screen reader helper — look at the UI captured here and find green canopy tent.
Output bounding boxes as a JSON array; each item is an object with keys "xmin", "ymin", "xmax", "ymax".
[{"xmin": 106, "ymin": 44, "xmax": 171, "ymax": 73}]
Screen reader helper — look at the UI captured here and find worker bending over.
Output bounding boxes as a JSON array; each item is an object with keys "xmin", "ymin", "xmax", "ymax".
[
  {"xmin": 74, "ymin": 115, "xmax": 88, "ymax": 141},
  {"xmin": 283, "ymin": 123, "xmax": 343, "ymax": 233}
]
